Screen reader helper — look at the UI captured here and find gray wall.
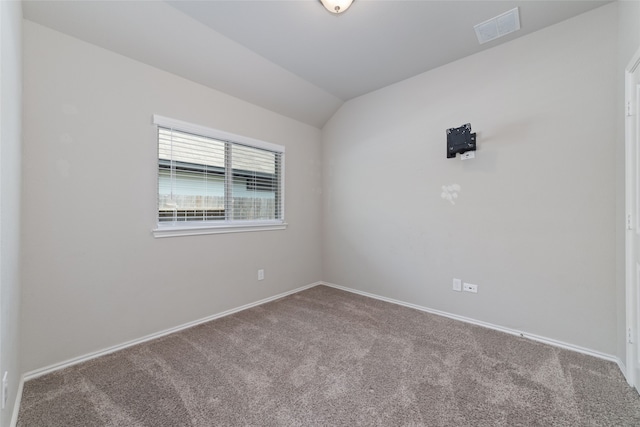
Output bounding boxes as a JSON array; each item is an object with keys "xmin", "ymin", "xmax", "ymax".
[
  {"xmin": 1, "ymin": 1, "xmax": 22, "ymax": 425},
  {"xmin": 20, "ymin": 21, "xmax": 323, "ymax": 373},
  {"xmin": 322, "ymin": 4, "xmax": 619, "ymax": 355},
  {"xmin": 18, "ymin": 0, "xmax": 639, "ymax": 380}
]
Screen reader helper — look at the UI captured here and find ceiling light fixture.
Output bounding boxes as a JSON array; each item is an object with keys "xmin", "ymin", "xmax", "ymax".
[{"xmin": 319, "ymin": 0, "xmax": 354, "ymax": 15}]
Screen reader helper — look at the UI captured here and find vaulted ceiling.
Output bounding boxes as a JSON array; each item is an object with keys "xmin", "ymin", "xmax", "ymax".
[{"xmin": 23, "ymin": 0, "xmax": 611, "ymax": 128}]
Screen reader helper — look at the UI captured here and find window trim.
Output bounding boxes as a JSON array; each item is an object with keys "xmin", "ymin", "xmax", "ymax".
[
  {"xmin": 152, "ymin": 115, "xmax": 286, "ymax": 238},
  {"xmin": 152, "ymin": 221, "xmax": 287, "ymax": 238}
]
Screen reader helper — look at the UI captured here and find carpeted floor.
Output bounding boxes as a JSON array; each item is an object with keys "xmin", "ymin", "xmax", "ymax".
[{"xmin": 17, "ymin": 285, "xmax": 640, "ymax": 426}]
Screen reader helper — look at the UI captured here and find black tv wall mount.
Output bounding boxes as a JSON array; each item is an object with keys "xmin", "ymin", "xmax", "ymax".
[{"xmin": 446, "ymin": 123, "xmax": 476, "ymax": 159}]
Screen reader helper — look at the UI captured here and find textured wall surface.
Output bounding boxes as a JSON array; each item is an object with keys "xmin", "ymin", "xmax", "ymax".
[
  {"xmin": 21, "ymin": 21, "xmax": 323, "ymax": 373},
  {"xmin": 322, "ymin": 5, "xmax": 618, "ymax": 355},
  {"xmin": 1, "ymin": 1, "xmax": 22, "ymax": 425}
]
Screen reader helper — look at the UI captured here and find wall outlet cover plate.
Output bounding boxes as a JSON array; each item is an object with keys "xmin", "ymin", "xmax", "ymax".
[{"xmin": 463, "ymin": 283, "xmax": 478, "ymax": 293}]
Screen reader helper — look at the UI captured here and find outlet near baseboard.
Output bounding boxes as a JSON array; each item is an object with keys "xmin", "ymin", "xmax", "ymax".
[{"xmin": 463, "ymin": 282, "xmax": 478, "ymax": 293}]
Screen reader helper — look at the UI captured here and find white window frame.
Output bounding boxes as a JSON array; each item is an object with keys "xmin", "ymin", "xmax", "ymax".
[{"xmin": 152, "ymin": 115, "xmax": 286, "ymax": 238}]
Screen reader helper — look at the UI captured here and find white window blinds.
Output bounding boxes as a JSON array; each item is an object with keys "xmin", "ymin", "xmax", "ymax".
[{"xmin": 155, "ymin": 116, "xmax": 284, "ymax": 229}]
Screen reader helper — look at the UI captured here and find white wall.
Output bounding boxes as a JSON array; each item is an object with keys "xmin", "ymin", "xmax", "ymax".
[
  {"xmin": 0, "ymin": 1, "xmax": 22, "ymax": 425},
  {"xmin": 322, "ymin": 4, "xmax": 619, "ymax": 355},
  {"xmin": 21, "ymin": 21, "xmax": 323, "ymax": 372}
]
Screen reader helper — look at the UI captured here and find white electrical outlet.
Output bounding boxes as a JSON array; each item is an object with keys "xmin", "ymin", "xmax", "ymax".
[
  {"xmin": 258, "ymin": 269, "xmax": 264, "ymax": 281},
  {"xmin": 452, "ymin": 278, "xmax": 462, "ymax": 291},
  {"xmin": 463, "ymin": 282, "xmax": 478, "ymax": 293},
  {"xmin": 2, "ymin": 371, "xmax": 8, "ymax": 409}
]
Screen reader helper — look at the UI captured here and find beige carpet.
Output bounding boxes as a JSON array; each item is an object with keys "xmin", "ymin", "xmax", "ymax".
[{"xmin": 17, "ymin": 285, "xmax": 640, "ymax": 426}]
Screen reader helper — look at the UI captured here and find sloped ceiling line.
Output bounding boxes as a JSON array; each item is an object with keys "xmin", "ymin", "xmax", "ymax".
[{"xmin": 23, "ymin": 0, "xmax": 611, "ymax": 128}]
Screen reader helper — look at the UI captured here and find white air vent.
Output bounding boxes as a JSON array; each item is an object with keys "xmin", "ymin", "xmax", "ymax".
[{"xmin": 474, "ymin": 7, "xmax": 520, "ymax": 44}]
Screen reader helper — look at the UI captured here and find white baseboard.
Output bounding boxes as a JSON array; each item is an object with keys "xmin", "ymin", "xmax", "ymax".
[
  {"xmin": 321, "ymin": 282, "xmax": 622, "ymax": 366},
  {"xmin": 10, "ymin": 374, "xmax": 25, "ymax": 427},
  {"xmin": 618, "ymin": 358, "xmax": 630, "ymax": 385},
  {"xmin": 22, "ymin": 282, "xmax": 321, "ymax": 382}
]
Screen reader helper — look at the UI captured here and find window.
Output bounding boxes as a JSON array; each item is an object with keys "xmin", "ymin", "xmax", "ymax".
[{"xmin": 153, "ymin": 115, "xmax": 286, "ymax": 237}]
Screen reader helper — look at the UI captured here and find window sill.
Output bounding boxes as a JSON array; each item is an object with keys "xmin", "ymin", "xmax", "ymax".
[{"xmin": 152, "ymin": 221, "xmax": 288, "ymax": 238}]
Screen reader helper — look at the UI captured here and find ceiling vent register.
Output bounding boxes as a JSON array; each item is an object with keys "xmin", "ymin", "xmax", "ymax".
[{"xmin": 474, "ymin": 7, "xmax": 521, "ymax": 44}]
